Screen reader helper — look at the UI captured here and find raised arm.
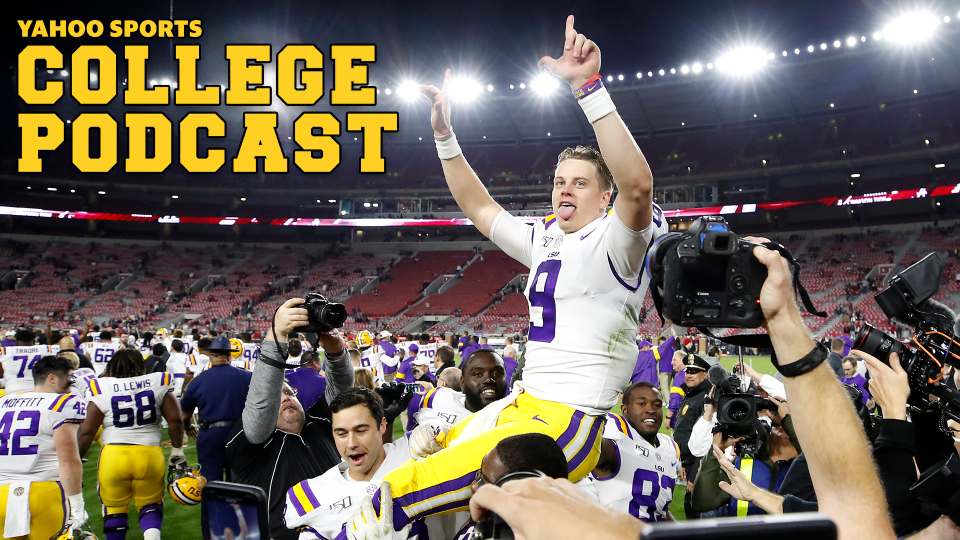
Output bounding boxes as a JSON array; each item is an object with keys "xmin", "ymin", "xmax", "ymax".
[
  {"xmin": 539, "ymin": 15, "xmax": 653, "ymax": 232},
  {"xmin": 753, "ymin": 240, "xmax": 895, "ymax": 540},
  {"xmin": 419, "ymin": 70, "xmax": 504, "ymax": 238}
]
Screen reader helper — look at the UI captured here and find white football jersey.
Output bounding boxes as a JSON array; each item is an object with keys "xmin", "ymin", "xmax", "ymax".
[
  {"xmin": 70, "ymin": 367, "xmax": 98, "ymax": 403},
  {"xmin": 413, "ymin": 387, "xmax": 472, "ymax": 428},
  {"xmin": 166, "ymin": 352, "xmax": 190, "ymax": 395},
  {"xmin": 489, "ymin": 207, "xmax": 666, "ymax": 414},
  {"xmin": 87, "ymin": 341, "xmax": 123, "ymax": 376},
  {"xmin": 0, "ymin": 345, "xmax": 56, "ymax": 394},
  {"xmin": 0, "ymin": 392, "xmax": 85, "ymax": 484},
  {"xmin": 188, "ymin": 352, "xmax": 210, "ymax": 375},
  {"xmin": 240, "ymin": 343, "xmax": 260, "ymax": 371},
  {"xmin": 359, "ymin": 348, "xmax": 385, "ymax": 384},
  {"xmin": 591, "ymin": 413, "xmax": 680, "ymax": 522},
  {"xmin": 88, "ymin": 372, "xmax": 173, "ymax": 446},
  {"xmin": 415, "ymin": 343, "xmax": 438, "ymax": 365},
  {"xmin": 284, "ymin": 437, "xmax": 413, "ymax": 540}
]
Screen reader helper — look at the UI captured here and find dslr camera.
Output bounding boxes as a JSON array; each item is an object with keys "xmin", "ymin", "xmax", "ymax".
[
  {"xmin": 293, "ymin": 293, "xmax": 348, "ymax": 333},
  {"xmin": 710, "ymin": 364, "xmax": 778, "ymax": 456},
  {"xmin": 852, "ymin": 253, "xmax": 960, "ymax": 423},
  {"xmin": 647, "ymin": 216, "xmax": 768, "ymax": 328}
]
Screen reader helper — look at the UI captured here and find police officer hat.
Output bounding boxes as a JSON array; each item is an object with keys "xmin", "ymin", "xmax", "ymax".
[
  {"xmin": 683, "ymin": 354, "xmax": 710, "ymax": 373},
  {"xmin": 206, "ymin": 335, "xmax": 240, "ymax": 354}
]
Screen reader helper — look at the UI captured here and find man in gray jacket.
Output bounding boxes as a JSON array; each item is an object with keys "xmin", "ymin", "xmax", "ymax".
[
  {"xmin": 827, "ymin": 338, "xmax": 846, "ymax": 379},
  {"xmin": 225, "ymin": 298, "xmax": 354, "ymax": 540}
]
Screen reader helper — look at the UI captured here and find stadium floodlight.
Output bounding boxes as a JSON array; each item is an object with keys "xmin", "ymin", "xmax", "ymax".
[
  {"xmin": 807, "ymin": 45, "xmax": 815, "ymax": 52},
  {"xmin": 670, "ymin": 68, "xmax": 676, "ymax": 74},
  {"xmin": 90, "ymin": 73, "xmax": 98, "ymax": 82},
  {"xmin": 767, "ymin": 52, "xmax": 775, "ymax": 59},
  {"xmin": 519, "ymin": 83, "xmax": 526, "ymax": 89},
  {"xmin": 487, "ymin": 84, "xmax": 494, "ymax": 91},
  {"xmin": 935, "ymin": 163, "xmax": 946, "ymax": 168},
  {"xmin": 363, "ymin": 202, "xmax": 371, "ymax": 208},
  {"xmin": 328, "ymin": 199, "xmax": 336, "ymax": 203},
  {"xmin": 160, "ymin": 78, "xmax": 171, "ymax": 86},
  {"xmin": 782, "ymin": 51, "xmax": 788, "ymax": 56},
  {"xmin": 846, "ymin": 36, "xmax": 857, "ymax": 47},
  {"xmin": 658, "ymin": 69, "xmax": 665, "ymax": 76},
  {"xmin": 606, "ymin": 75, "xmax": 613, "ymax": 82},
  {"xmin": 820, "ymin": 43, "xmax": 828, "ymax": 50},
  {"xmin": 944, "ymin": 16, "xmax": 950, "ymax": 23},
  {"xmin": 692, "ymin": 62, "xmax": 702, "ymax": 73},
  {"xmin": 396, "ymin": 82, "xmax": 419, "ymax": 101},
  {"xmin": 509, "ymin": 84, "xmax": 514, "ymax": 89},
  {"xmin": 795, "ymin": 48, "xmax": 801, "ymax": 54},
  {"xmin": 150, "ymin": 79, "xmax": 157, "ymax": 86},
  {"xmin": 834, "ymin": 40, "xmax": 842, "ymax": 48},
  {"xmin": 716, "ymin": 47, "xmax": 768, "ymax": 75},
  {"xmin": 373, "ymin": 203, "xmax": 379, "ymax": 208},
  {"xmin": 61, "ymin": 70, "xmax": 69, "ymax": 76},
  {"xmin": 707, "ymin": 63, "xmax": 713, "ymax": 69},
  {"xmin": 530, "ymin": 73, "xmax": 560, "ymax": 95},
  {"xmin": 47, "ymin": 69, "xmax": 53, "ymax": 74},
  {"xmin": 240, "ymin": 197, "xmax": 246, "ymax": 201},
  {"xmin": 47, "ymin": 187, "xmax": 57, "ymax": 191},
  {"xmin": 618, "ymin": 74, "xmax": 624, "ymax": 80},
  {"xmin": 873, "ymin": 31, "xmax": 883, "ymax": 40},
  {"xmin": 98, "ymin": 191, "xmax": 106, "ymax": 195},
  {"xmin": 171, "ymin": 195, "xmax": 179, "ymax": 199},
  {"xmin": 648, "ymin": 71, "xmax": 654, "ymax": 77},
  {"xmin": 851, "ymin": 173, "xmax": 861, "ymax": 178},
  {"xmin": 680, "ymin": 65, "xmax": 689, "ymax": 74},
  {"xmin": 636, "ymin": 72, "xmax": 642, "ymax": 78},
  {"xmin": 861, "ymin": 36, "xmax": 867, "ymax": 42},
  {"xmin": 448, "ymin": 78, "xmax": 484, "ymax": 101},
  {"xmin": 884, "ymin": 11, "xmax": 939, "ymax": 43},
  {"xmin": 385, "ymin": 88, "xmax": 393, "ymax": 95}
]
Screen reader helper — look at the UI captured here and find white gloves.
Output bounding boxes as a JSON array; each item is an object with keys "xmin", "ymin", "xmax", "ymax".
[
  {"xmin": 409, "ymin": 420, "xmax": 451, "ymax": 461},
  {"xmin": 68, "ymin": 493, "xmax": 88, "ymax": 529},
  {"xmin": 346, "ymin": 482, "xmax": 412, "ymax": 540},
  {"xmin": 168, "ymin": 446, "xmax": 186, "ymax": 467}
]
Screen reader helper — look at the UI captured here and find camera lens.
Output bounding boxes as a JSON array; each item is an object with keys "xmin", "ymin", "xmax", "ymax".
[
  {"xmin": 728, "ymin": 400, "xmax": 751, "ymax": 422},
  {"xmin": 853, "ymin": 324, "xmax": 902, "ymax": 365},
  {"xmin": 319, "ymin": 303, "xmax": 348, "ymax": 329}
]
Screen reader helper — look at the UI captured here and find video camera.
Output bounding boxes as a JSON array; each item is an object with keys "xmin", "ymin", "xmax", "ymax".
[
  {"xmin": 708, "ymin": 362, "xmax": 778, "ymax": 456},
  {"xmin": 647, "ymin": 216, "xmax": 770, "ymax": 328},
  {"xmin": 852, "ymin": 253, "xmax": 960, "ymax": 423}
]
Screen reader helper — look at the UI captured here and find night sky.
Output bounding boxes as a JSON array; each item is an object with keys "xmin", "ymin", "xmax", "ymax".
[{"xmin": 8, "ymin": 0, "xmax": 897, "ymax": 87}]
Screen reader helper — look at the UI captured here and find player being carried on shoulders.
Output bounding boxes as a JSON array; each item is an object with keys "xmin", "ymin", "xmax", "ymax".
[{"xmin": 346, "ymin": 15, "xmax": 667, "ymax": 538}]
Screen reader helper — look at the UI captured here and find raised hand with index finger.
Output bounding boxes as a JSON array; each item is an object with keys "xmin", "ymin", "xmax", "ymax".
[{"xmin": 538, "ymin": 15, "xmax": 601, "ymax": 90}]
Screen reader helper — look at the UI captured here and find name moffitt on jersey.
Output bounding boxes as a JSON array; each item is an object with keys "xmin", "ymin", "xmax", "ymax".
[
  {"xmin": 88, "ymin": 372, "xmax": 173, "ymax": 446},
  {"xmin": 0, "ymin": 345, "xmax": 56, "ymax": 394},
  {"xmin": 592, "ymin": 413, "xmax": 680, "ymax": 522},
  {"xmin": 490, "ymin": 206, "xmax": 666, "ymax": 414},
  {"xmin": 0, "ymin": 392, "xmax": 85, "ymax": 484},
  {"xmin": 284, "ymin": 437, "xmax": 412, "ymax": 540}
]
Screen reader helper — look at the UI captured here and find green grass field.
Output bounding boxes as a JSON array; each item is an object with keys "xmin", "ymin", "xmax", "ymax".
[{"xmin": 79, "ymin": 356, "xmax": 776, "ymax": 536}]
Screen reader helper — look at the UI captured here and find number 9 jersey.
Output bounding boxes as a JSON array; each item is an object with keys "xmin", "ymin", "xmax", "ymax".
[{"xmin": 88, "ymin": 373, "xmax": 173, "ymax": 446}]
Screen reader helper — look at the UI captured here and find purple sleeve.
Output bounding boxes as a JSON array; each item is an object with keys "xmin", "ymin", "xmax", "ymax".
[
  {"xmin": 406, "ymin": 391, "xmax": 425, "ymax": 432},
  {"xmin": 630, "ymin": 352, "xmax": 658, "ymax": 385},
  {"xmin": 658, "ymin": 336, "xmax": 676, "ymax": 373},
  {"xmin": 669, "ymin": 372, "xmax": 685, "ymax": 411}
]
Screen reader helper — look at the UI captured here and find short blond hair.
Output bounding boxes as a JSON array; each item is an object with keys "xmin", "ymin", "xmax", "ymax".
[{"xmin": 556, "ymin": 145, "xmax": 614, "ymax": 193}]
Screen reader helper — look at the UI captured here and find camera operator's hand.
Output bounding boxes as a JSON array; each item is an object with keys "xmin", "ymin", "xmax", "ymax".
[
  {"xmin": 469, "ymin": 477, "xmax": 644, "ymax": 540},
  {"xmin": 714, "ymin": 444, "xmax": 784, "ymax": 514},
  {"xmin": 713, "ymin": 431, "xmax": 744, "ymax": 452},
  {"xmin": 266, "ymin": 298, "xmax": 308, "ymax": 343},
  {"xmin": 415, "ymin": 380, "xmax": 434, "ymax": 394},
  {"xmin": 317, "ymin": 329, "xmax": 346, "ymax": 355},
  {"xmin": 746, "ymin": 237, "xmax": 801, "ymax": 328},
  {"xmin": 853, "ymin": 350, "xmax": 909, "ymax": 421},
  {"xmin": 703, "ymin": 386, "xmax": 717, "ymax": 421},
  {"xmin": 376, "ymin": 381, "xmax": 413, "ymax": 423}
]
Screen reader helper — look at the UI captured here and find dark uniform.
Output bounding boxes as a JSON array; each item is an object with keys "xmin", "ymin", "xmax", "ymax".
[
  {"xmin": 180, "ymin": 339, "xmax": 253, "ymax": 482},
  {"xmin": 672, "ymin": 353, "xmax": 713, "ymax": 520}
]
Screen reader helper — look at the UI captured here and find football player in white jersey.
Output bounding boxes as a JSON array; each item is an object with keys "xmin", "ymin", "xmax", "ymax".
[
  {"xmin": 0, "ymin": 329, "xmax": 57, "ymax": 395},
  {"xmin": 356, "ymin": 17, "xmax": 666, "ymax": 533},
  {"xmin": 78, "ymin": 349, "xmax": 186, "ymax": 540},
  {"xmin": 357, "ymin": 331, "xmax": 387, "ymax": 385},
  {"xmin": 407, "ymin": 349, "xmax": 509, "ymax": 431},
  {"xmin": 0, "ymin": 355, "xmax": 86, "ymax": 540},
  {"xmin": 413, "ymin": 333, "xmax": 438, "ymax": 367},
  {"xmin": 88, "ymin": 330, "xmax": 123, "ymax": 376},
  {"xmin": 284, "ymin": 388, "xmax": 415, "ymax": 540},
  {"xmin": 187, "ymin": 338, "xmax": 212, "ymax": 378},
  {"xmin": 591, "ymin": 382, "xmax": 680, "ymax": 522},
  {"xmin": 166, "ymin": 340, "xmax": 191, "ymax": 396}
]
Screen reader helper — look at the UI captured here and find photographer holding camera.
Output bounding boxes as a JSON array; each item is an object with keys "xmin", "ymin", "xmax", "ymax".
[
  {"xmin": 467, "ymin": 231, "xmax": 896, "ymax": 540},
  {"xmin": 224, "ymin": 297, "xmax": 357, "ymax": 540}
]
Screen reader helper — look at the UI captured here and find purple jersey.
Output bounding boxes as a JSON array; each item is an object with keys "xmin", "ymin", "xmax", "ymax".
[
  {"xmin": 668, "ymin": 372, "xmax": 685, "ymax": 428},
  {"xmin": 656, "ymin": 336, "xmax": 676, "ymax": 373},
  {"xmin": 283, "ymin": 367, "xmax": 327, "ymax": 411},
  {"xmin": 631, "ymin": 350, "xmax": 659, "ymax": 385},
  {"xmin": 841, "ymin": 374, "xmax": 870, "ymax": 404},
  {"xmin": 840, "ymin": 334, "xmax": 854, "ymax": 357}
]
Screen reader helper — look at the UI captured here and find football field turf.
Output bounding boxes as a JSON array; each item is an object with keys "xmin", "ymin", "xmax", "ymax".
[{"xmin": 79, "ymin": 356, "xmax": 775, "ymax": 536}]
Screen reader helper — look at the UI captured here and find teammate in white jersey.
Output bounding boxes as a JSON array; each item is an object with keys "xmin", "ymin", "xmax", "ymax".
[
  {"xmin": 0, "ymin": 329, "xmax": 56, "ymax": 394},
  {"xmin": 406, "ymin": 350, "xmax": 509, "ymax": 431},
  {"xmin": 0, "ymin": 355, "xmax": 86, "ymax": 540},
  {"xmin": 356, "ymin": 17, "xmax": 665, "ymax": 533},
  {"xmin": 239, "ymin": 333, "xmax": 260, "ymax": 371},
  {"xmin": 412, "ymin": 333, "xmax": 438, "ymax": 368},
  {"xmin": 166, "ymin": 340, "xmax": 191, "ymax": 396},
  {"xmin": 188, "ymin": 338, "xmax": 212, "ymax": 377},
  {"xmin": 284, "ymin": 388, "xmax": 416, "ymax": 540},
  {"xmin": 87, "ymin": 330, "xmax": 123, "ymax": 376},
  {"xmin": 78, "ymin": 349, "xmax": 185, "ymax": 540},
  {"xmin": 592, "ymin": 382, "xmax": 680, "ymax": 522}
]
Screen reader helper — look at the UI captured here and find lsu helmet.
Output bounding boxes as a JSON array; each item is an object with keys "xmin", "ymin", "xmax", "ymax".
[
  {"xmin": 167, "ymin": 461, "xmax": 206, "ymax": 505},
  {"xmin": 57, "ymin": 527, "xmax": 98, "ymax": 540},
  {"xmin": 230, "ymin": 338, "xmax": 244, "ymax": 359},
  {"xmin": 356, "ymin": 330, "xmax": 373, "ymax": 350}
]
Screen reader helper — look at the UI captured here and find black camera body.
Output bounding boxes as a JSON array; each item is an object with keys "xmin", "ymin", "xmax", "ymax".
[
  {"xmin": 853, "ymin": 253, "xmax": 960, "ymax": 422},
  {"xmin": 293, "ymin": 293, "xmax": 348, "ymax": 334},
  {"xmin": 649, "ymin": 216, "xmax": 768, "ymax": 328}
]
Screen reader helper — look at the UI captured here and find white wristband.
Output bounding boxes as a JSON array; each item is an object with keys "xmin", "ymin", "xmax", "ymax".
[
  {"xmin": 68, "ymin": 493, "xmax": 85, "ymax": 512},
  {"xmin": 578, "ymin": 86, "xmax": 617, "ymax": 123},
  {"xmin": 434, "ymin": 132, "xmax": 462, "ymax": 160}
]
